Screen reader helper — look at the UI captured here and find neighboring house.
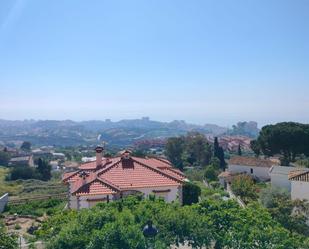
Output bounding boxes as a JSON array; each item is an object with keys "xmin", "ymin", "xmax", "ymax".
[
  {"xmin": 81, "ymin": 156, "xmax": 96, "ymax": 163},
  {"xmin": 63, "ymin": 161, "xmax": 79, "ymax": 172},
  {"xmin": 63, "ymin": 147, "xmax": 185, "ymax": 209},
  {"xmin": 9, "ymin": 155, "xmax": 34, "ymax": 167},
  {"xmin": 52, "ymin": 152, "xmax": 66, "ymax": 160},
  {"xmin": 269, "ymin": 166, "xmax": 300, "ymax": 191},
  {"xmin": 50, "ymin": 160, "xmax": 60, "ymax": 171},
  {"xmin": 227, "ymin": 156, "xmax": 277, "ymax": 181},
  {"xmin": 32, "ymin": 149, "xmax": 52, "ymax": 157},
  {"xmin": 289, "ymin": 170, "xmax": 309, "ymax": 201}
]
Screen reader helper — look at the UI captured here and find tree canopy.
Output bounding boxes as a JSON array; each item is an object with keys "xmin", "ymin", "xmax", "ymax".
[
  {"xmin": 0, "ymin": 151, "xmax": 10, "ymax": 166},
  {"xmin": 8, "ymin": 158, "xmax": 51, "ymax": 181},
  {"xmin": 251, "ymin": 122, "xmax": 309, "ymax": 165},
  {"xmin": 165, "ymin": 133, "xmax": 212, "ymax": 170},
  {"xmin": 20, "ymin": 141, "xmax": 31, "ymax": 151}
]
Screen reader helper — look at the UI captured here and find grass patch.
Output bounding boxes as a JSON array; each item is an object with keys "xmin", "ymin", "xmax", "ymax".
[
  {"xmin": 194, "ymin": 181, "xmax": 228, "ymax": 200},
  {"xmin": 184, "ymin": 168, "xmax": 204, "ymax": 182},
  {"xmin": 5, "ymin": 199, "xmax": 66, "ymax": 217},
  {"xmin": 0, "ymin": 166, "xmax": 66, "ymax": 198},
  {"xmin": 0, "ymin": 167, "xmax": 23, "ymax": 196}
]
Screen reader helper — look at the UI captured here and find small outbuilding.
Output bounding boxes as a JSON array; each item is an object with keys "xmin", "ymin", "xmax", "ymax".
[
  {"xmin": 289, "ymin": 170, "xmax": 309, "ymax": 201},
  {"xmin": 227, "ymin": 156, "xmax": 277, "ymax": 181}
]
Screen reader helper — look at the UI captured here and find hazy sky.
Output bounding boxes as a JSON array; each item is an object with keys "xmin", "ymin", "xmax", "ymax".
[{"xmin": 0, "ymin": 0, "xmax": 308, "ymax": 126}]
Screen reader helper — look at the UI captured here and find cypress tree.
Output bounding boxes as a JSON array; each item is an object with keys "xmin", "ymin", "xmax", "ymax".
[
  {"xmin": 238, "ymin": 144, "xmax": 242, "ymax": 156},
  {"xmin": 214, "ymin": 137, "xmax": 219, "ymax": 157}
]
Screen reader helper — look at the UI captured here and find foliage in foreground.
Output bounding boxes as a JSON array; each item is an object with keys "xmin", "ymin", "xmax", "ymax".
[
  {"xmin": 0, "ymin": 221, "xmax": 18, "ymax": 249},
  {"xmin": 260, "ymin": 186, "xmax": 309, "ymax": 236},
  {"xmin": 36, "ymin": 196, "xmax": 308, "ymax": 249}
]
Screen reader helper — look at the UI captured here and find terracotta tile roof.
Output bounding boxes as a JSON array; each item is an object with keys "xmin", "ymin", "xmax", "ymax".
[
  {"xmin": 133, "ymin": 157, "xmax": 172, "ymax": 169},
  {"xmin": 218, "ymin": 171, "xmax": 239, "ymax": 178},
  {"xmin": 63, "ymin": 154, "xmax": 184, "ymax": 196},
  {"xmin": 288, "ymin": 170, "xmax": 309, "ymax": 182},
  {"xmin": 98, "ymin": 158, "xmax": 182, "ymax": 190},
  {"xmin": 229, "ymin": 156, "xmax": 277, "ymax": 168},
  {"xmin": 75, "ymin": 180, "xmax": 117, "ymax": 196},
  {"xmin": 79, "ymin": 157, "xmax": 120, "ymax": 170},
  {"xmin": 71, "ymin": 172, "xmax": 119, "ymax": 196}
]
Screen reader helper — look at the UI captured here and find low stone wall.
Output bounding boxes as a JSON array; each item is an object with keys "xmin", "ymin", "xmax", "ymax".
[{"xmin": 0, "ymin": 193, "xmax": 9, "ymax": 213}]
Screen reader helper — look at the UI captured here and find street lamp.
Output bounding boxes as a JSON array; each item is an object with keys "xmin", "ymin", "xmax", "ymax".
[{"xmin": 143, "ymin": 220, "xmax": 158, "ymax": 249}]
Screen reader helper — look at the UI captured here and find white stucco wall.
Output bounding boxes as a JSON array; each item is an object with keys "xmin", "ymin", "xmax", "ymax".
[
  {"xmin": 133, "ymin": 185, "xmax": 180, "ymax": 203},
  {"xmin": 269, "ymin": 166, "xmax": 296, "ymax": 191},
  {"xmin": 271, "ymin": 175, "xmax": 291, "ymax": 192},
  {"xmin": 0, "ymin": 193, "xmax": 8, "ymax": 213},
  {"xmin": 68, "ymin": 185, "xmax": 182, "ymax": 209},
  {"xmin": 69, "ymin": 195, "xmax": 78, "ymax": 209},
  {"xmin": 291, "ymin": 181, "xmax": 309, "ymax": 201},
  {"xmin": 228, "ymin": 164, "xmax": 270, "ymax": 181},
  {"xmin": 79, "ymin": 194, "xmax": 110, "ymax": 209}
]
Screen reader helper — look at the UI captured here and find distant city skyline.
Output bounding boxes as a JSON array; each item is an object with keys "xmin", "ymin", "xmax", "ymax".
[{"xmin": 0, "ymin": 0, "xmax": 308, "ymax": 126}]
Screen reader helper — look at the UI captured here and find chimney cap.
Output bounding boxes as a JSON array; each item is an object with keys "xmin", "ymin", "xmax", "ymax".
[{"xmin": 95, "ymin": 146, "xmax": 104, "ymax": 153}]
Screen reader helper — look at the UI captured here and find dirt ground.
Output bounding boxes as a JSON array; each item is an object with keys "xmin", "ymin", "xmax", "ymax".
[{"xmin": 5, "ymin": 215, "xmax": 45, "ymax": 249}]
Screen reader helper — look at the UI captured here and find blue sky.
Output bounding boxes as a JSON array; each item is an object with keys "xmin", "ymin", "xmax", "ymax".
[{"xmin": 0, "ymin": 0, "xmax": 308, "ymax": 126}]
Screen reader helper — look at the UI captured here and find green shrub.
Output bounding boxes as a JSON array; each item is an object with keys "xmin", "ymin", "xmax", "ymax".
[
  {"xmin": 182, "ymin": 181, "xmax": 201, "ymax": 205},
  {"xmin": 14, "ymin": 224, "xmax": 21, "ymax": 230},
  {"xmin": 204, "ymin": 165, "xmax": 218, "ymax": 181}
]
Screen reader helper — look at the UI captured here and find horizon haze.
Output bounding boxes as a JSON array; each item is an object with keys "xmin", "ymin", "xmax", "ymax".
[{"xmin": 1, "ymin": 0, "xmax": 308, "ymax": 126}]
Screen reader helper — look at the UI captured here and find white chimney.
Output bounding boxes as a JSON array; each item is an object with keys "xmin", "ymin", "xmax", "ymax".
[{"xmin": 95, "ymin": 146, "xmax": 104, "ymax": 167}]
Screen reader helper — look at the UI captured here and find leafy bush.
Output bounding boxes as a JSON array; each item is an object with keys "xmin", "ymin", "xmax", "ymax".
[
  {"xmin": 260, "ymin": 186, "xmax": 309, "ymax": 236},
  {"xmin": 182, "ymin": 181, "xmax": 201, "ymax": 205},
  {"xmin": 0, "ymin": 221, "xmax": 18, "ymax": 249},
  {"xmin": 204, "ymin": 165, "xmax": 218, "ymax": 182},
  {"xmin": 209, "ymin": 181, "xmax": 220, "ymax": 189},
  {"xmin": 231, "ymin": 175, "xmax": 258, "ymax": 203},
  {"xmin": 14, "ymin": 224, "xmax": 21, "ymax": 230},
  {"xmin": 184, "ymin": 168, "xmax": 204, "ymax": 182}
]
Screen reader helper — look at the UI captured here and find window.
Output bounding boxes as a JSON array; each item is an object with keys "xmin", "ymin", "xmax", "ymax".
[{"xmin": 250, "ymin": 168, "xmax": 253, "ymax": 174}]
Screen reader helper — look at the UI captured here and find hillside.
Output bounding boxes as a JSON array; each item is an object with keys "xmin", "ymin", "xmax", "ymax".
[{"xmin": 0, "ymin": 119, "xmax": 258, "ymax": 148}]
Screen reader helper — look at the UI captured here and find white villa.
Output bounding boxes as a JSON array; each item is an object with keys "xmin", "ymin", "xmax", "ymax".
[{"xmin": 218, "ymin": 156, "xmax": 277, "ymax": 187}]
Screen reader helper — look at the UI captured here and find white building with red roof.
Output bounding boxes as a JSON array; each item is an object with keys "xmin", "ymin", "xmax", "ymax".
[{"xmin": 63, "ymin": 147, "xmax": 185, "ymax": 209}]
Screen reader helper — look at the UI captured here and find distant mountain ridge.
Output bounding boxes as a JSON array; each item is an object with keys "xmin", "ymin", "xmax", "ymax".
[{"xmin": 0, "ymin": 119, "xmax": 258, "ymax": 147}]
